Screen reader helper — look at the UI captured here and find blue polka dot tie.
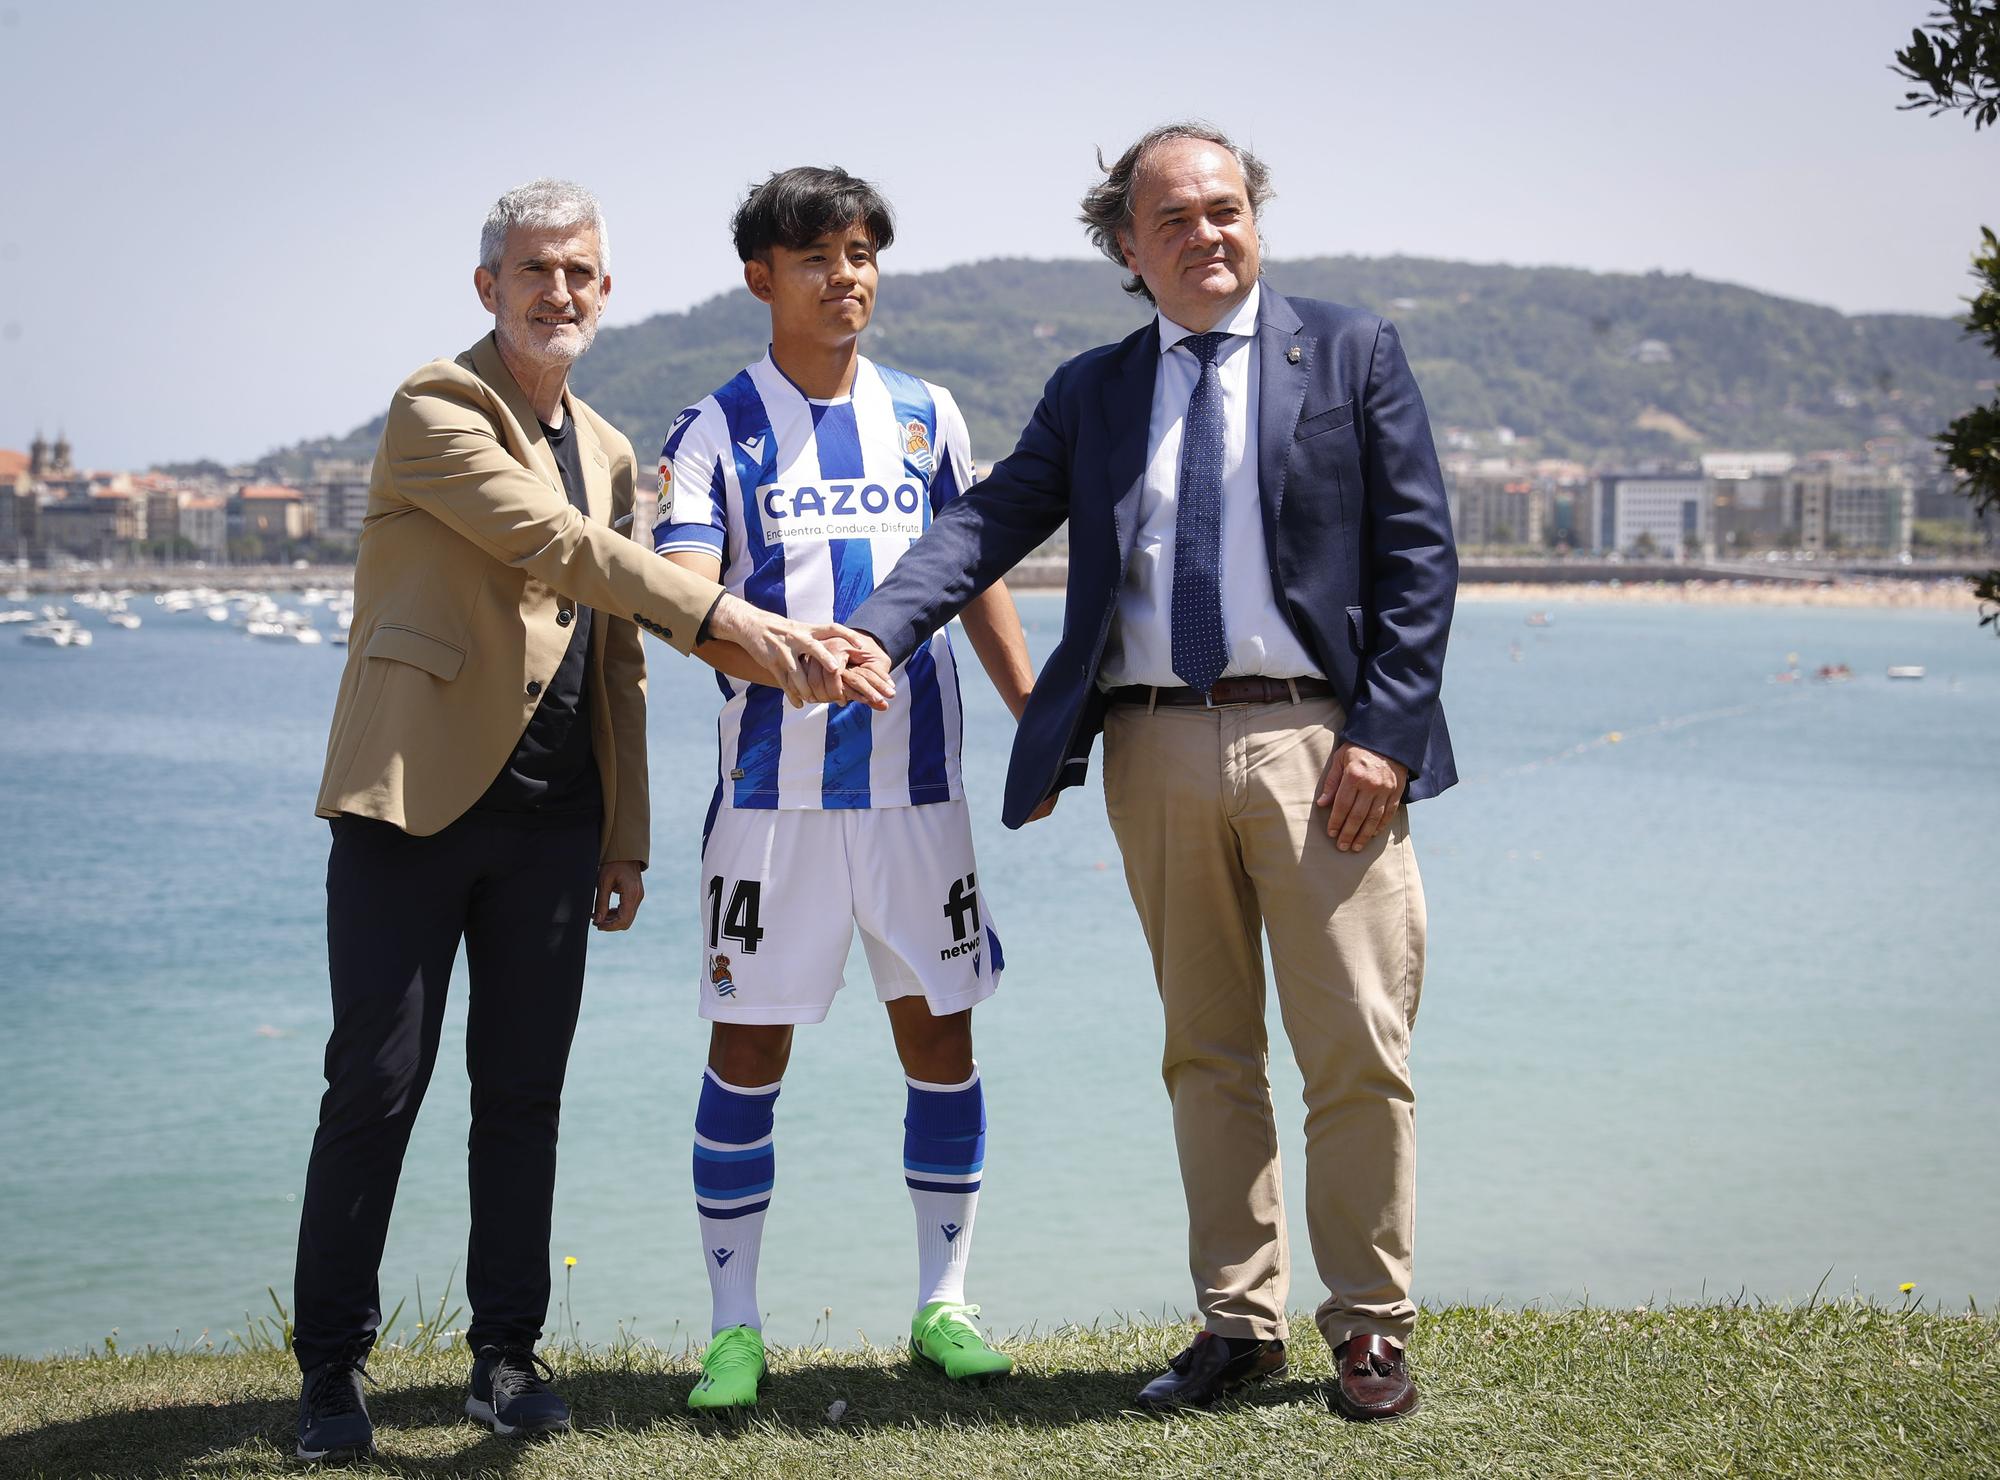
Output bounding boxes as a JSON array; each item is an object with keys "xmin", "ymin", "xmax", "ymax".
[{"xmin": 1170, "ymin": 330, "xmax": 1231, "ymax": 696}]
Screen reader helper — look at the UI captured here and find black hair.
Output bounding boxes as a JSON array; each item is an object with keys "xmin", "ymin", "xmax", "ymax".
[{"xmin": 731, "ymin": 166, "xmax": 896, "ymax": 263}]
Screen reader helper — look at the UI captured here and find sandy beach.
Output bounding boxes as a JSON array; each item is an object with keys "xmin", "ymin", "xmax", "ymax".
[
  {"xmin": 1456, "ymin": 577, "xmax": 1985, "ymax": 611},
  {"xmin": 6, "ymin": 564, "xmax": 1989, "ymax": 614}
]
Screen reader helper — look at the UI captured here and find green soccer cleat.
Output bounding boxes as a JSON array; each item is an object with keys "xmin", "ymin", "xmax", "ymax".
[
  {"xmin": 689, "ymin": 1324, "xmax": 766, "ymax": 1413},
  {"xmin": 911, "ymin": 1301, "xmax": 1015, "ymax": 1383}
]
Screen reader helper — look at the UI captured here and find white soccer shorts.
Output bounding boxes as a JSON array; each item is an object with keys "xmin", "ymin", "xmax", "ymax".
[{"xmin": 695, "ymin": 798, "xmax": 1003, "ymax": 1024}]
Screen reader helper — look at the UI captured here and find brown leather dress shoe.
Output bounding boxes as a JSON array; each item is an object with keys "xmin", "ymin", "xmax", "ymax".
[
  {"xmin": 1135, "ymin": 1332, "xmax": 1287, "ymax": 1412},
  {"xmin": 1329, "ymin": 1334, "xmax": 1419, "ymax": 1421}
]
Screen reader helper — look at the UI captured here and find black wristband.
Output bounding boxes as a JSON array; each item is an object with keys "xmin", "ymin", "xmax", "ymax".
[{"xmin": 697, "ymin": 589, "xmax": 727, "ymax": 646}]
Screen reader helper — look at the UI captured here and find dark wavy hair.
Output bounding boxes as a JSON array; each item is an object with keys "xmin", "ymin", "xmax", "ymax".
[
  {"xmin": 1078, "ymin": 121, "xmax": 1274, "ymax": 303},
  {"xmin": 731, "ymin": 166, "xmax": 896, "ymax": 263}
]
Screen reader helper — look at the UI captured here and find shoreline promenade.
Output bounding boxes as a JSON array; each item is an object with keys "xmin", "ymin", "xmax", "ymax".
[{"xmin": 8, "ymin": 559, "xmax": 1987, "ymax": 610}]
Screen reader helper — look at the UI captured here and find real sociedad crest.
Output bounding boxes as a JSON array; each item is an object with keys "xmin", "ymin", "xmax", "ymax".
[
  {"xmin": 903, "ymin": 418, "xmax": 934, "ymax": 477},
  {"xmin": 707, "ymin": 953, "xmax": 736, "ymax": 998}
]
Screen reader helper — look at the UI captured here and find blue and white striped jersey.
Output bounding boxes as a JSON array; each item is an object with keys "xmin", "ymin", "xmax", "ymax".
[{"xmin": 654, "ymin": 351, "xmax": 973, "ymax": 811}]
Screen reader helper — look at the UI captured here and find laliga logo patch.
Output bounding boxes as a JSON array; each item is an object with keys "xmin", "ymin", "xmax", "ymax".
[
  {"xmin": 903, "ymin": 418, "xmax": 934, "ymax": 476},
  {"xmin": 708, "ymin": 953, "xmax": 736, "ymax": 998},
  {"xmin": 657, "ymin": 461, "xmax": 674, "ymax": 495}
]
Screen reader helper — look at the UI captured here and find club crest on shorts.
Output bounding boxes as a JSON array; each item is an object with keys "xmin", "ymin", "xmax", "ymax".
[
  {"xmin": 707, "ymin": 953, "xmax": 736, "ymax": 998},
  {"xmin": 903, "ymin": 418, "xmax": 934, "ymax": 476}
]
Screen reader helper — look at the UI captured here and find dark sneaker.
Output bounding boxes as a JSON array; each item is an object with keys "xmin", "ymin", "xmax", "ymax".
[
  {"xmin": 295, "ymin": 1358, "xmax": 374, "ymax": 1462},
  {"xmin": 465, "ymin": 1345, "xmax": 571, "ymax": 1438}
]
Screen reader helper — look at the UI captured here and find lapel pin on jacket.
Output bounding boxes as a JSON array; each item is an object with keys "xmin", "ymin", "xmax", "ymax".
[{"xmin": 1287, "ymin": 345, "xmax": 1302, "ymax": 364}]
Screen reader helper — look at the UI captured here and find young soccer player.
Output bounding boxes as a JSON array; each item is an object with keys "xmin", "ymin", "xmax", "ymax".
[{"xmin": 653, "ymin": 167, "xmax": 1035, "ymax": 1411}]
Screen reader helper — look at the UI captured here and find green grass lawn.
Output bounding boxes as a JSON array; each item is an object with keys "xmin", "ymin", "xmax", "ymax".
[{"xmin": 3, "ymin": 1304, "xmax": 1995, "ymax": 1478}]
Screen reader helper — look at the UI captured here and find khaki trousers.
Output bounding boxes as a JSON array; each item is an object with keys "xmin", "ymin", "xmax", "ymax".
[{"xmin": 1102, "ymin": 695, "xmax": 1426, "ymax": 1348}]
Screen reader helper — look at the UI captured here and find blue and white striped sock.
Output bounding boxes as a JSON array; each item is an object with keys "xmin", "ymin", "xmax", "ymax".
[
  {"xmin": 904, "ymin": 1067, "xmax": 985, "ymax": 1309},
  {"xmin": 692, "ymin": 1068, "xmax": 779, "ymax": 1334}
]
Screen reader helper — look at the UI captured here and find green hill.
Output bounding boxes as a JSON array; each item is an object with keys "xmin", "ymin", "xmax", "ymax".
[{"xmin": 267, "ymin": 256, "xmax": 1993, "ymax": 474}]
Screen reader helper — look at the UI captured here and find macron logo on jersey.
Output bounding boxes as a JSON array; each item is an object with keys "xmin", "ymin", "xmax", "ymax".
[{"xmin": 737, "ymin": 433, "xmax": 767, "ymax": 460}]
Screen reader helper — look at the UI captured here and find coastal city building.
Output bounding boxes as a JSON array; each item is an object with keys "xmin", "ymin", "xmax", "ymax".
[
  {"xmin": 1592, "ymin": 473, "xmax": 1710, "ymax": 560},
  {"xmin": 1701, "ymin": 451, "xmax": 1798, "ymax": 481},
  {"xmin": 0, "ymin": 430, "xmax": 1985, "ymax": 570},
  {"xmin": 232, "ymin": 485, "xmax": 313, "ymax": 547},
  {"xmin": 1705, "ymin": 453, "xmax": 1802, "ymax": 558},
  {"xmin": 1794, "ymin": 461, "xmax": 1912, "ymax": 559},
  {"xmin": 38, "ymin": 484, "xmax": 146, "ymax": 563},
  {"xmin": 1446, "ymin": 468, "xmax": 1545, "ymax": 549},
  {"xmin": 27, "ymin": 430, "xmax": 72, "ymax": 480},
  {"xmin": 179, "ymin": 495, "xmax": 228, "ymax": 563},
  {"xmin": 301, "ymin": 459, "xmax": 372, "ymax": 552},
  {"xmin": 1708, "ymin": 474, "xmax": 1798, "ymax": 556},
  {"xmin": 0, "ymin": 448, "xmax": 36, "ymax": 563}
]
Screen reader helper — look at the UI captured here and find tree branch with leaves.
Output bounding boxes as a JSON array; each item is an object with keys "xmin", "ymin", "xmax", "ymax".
[{"xmin": 1896, "ymin": 3, "xmax": 2000, "ymax": 628}]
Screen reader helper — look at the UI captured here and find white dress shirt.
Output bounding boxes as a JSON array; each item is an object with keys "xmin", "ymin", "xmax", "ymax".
[{"xmin": 1099, "ymin": 283, "xmax": 1323, "ymax": 689}]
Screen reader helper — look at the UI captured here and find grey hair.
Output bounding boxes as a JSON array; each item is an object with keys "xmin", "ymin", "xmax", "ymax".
[
  {"xmin": 478, "ymin": 178, "xmax": 611, "ymax": 275},
  {"xmin": 1078, "ymin": 121, "xmax": 1273, "ymax": 303}
]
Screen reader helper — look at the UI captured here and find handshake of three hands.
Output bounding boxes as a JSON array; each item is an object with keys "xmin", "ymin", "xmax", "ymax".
[{"xmin": 707, "ymin": 593, "xmax": 896, "ymax": 711}]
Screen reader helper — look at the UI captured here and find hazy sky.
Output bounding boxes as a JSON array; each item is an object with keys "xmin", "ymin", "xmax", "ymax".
[{"xmin": 1, "ymin": 0, "xmax": 1992, "ymax": 469}]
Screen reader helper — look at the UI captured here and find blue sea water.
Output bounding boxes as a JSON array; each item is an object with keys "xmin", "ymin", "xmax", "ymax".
[{"xmin": 0, "ymin": 591, "xmax": 1995, "ymax": 1358}]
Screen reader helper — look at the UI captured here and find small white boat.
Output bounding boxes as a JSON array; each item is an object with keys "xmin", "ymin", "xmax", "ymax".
[
  {"xmin": 108, "ymin": 611, "xmax": 142, "ymax": 630},
  {"xmin": 1887, "ymin": 666, "xmax": 1926, "ymax": 681},
  {"xmin": 249, "ymin": 615, "xmax": 322, "ymax": 644},
  {"xmin": 206, "ymin": 605, "xmax": 230, "ymax": 622},
  {"xmin": 22, "ymin": 619, "xmax": 91, "ymax": 647},
  {"xmin": 0, "ymin": 610, "xmax": 34, "ymax": 624}
]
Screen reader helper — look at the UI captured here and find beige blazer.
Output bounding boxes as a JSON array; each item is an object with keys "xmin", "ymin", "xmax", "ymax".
[{"xmin": 315, "ymin": 334, "xmax": 720, "ymax": 863}]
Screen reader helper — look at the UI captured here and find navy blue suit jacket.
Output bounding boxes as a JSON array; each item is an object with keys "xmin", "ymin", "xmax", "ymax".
[{"xmin": 853, "ymin": 287, "xmax": 1458, "ymax": 829}]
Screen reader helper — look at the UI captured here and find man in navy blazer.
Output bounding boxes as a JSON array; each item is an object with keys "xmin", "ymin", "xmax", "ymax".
[{"xmin": 840, "ymin": 123, "xmax": 1456, "ymax": 1420}]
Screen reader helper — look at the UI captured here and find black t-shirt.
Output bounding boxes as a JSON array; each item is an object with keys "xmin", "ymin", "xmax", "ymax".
[{"xmin": 472, "ymin": 413, "xmax": 600, "ymax": 819}]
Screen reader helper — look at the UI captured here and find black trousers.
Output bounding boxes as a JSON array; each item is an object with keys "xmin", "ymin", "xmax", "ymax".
[{"xmin": 291, "ymin": 811, "xmax": 598, "ymax": 1372}]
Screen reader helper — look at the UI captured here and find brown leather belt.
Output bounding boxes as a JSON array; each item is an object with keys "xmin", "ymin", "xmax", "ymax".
[{"xmin": 1106, "ymin": 676, "xmax": 1335, "ymax": 708}]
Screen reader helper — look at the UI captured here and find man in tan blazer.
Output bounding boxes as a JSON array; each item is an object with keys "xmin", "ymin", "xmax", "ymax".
[{"xmin": 291, "ymin": 178, "xmax": 881, "ymax": 1462}]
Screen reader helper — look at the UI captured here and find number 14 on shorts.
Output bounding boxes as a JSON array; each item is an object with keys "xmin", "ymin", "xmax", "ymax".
[
  {"xmin": 693, "ymin": 802, "xmax": 1002, "ymax": 1023},
  {"xmin": 707, "ymin": 876, "xmax": 765, "ymax": 953}
]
